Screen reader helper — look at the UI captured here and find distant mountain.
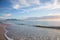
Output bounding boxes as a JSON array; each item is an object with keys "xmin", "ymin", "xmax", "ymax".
[
  {"xmin": 25, "ymin": 16, "xmax": 60, "ymax": 21},
  {"xmin": 4, "ymin": 15, "xmax": 60, "ymax": 21},
  {"xmin": 5, "ymin": 19, "xmax": 22, "ymax": 21}
]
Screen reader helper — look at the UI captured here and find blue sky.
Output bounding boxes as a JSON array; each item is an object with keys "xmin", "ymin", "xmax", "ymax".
[{"xmin": 0, "ymin": 0, "xmax": 60, "ymax": 19}]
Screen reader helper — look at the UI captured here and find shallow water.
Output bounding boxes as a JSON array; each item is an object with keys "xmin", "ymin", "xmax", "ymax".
[{"xmin": 5, "ymin": 24, "xmax": 60, "ymax": 40}]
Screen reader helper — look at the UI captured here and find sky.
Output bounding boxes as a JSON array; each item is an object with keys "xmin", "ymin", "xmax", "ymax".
[{"xmin": 0, "ymin": 0, "xmax": 60, "ymax": 19}]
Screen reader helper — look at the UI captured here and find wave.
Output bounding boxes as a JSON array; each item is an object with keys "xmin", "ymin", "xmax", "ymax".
[{"xmin": 4, "ymin": 27, "xmax": 14, "ymax": 40}]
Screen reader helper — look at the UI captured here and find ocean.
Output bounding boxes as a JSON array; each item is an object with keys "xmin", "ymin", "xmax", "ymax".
[{"xmin": 4, "ymin": 20, "xmax": 60, "ymax": 40}]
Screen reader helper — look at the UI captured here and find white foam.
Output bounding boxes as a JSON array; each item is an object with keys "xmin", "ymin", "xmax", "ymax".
[{"xmin": 4, "ymin": 28, "xmax": 14, "ymax": 40}]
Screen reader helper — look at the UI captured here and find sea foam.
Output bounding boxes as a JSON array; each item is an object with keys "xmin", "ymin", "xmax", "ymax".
[{"xmin": 4, "ymin": 28, "xmax": 14, "ymax": 40}]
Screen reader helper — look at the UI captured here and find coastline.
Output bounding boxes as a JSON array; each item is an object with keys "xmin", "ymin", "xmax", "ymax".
[
  {"xmin": 4, "ymin": 27, "xmax": 14, "ymax": 40},
  {"xmin": 0, "ymin": 23, "xmax": 7, "ymax": 40},
  {"xmin": 0, "ymin": 23, "xmax": 12, "ymax": 40}
]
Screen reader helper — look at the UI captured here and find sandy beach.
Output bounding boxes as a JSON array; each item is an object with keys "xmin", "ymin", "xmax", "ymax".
[{"xmin": 0, "ymin": 23, "xmax": 8, "ymax": 40}]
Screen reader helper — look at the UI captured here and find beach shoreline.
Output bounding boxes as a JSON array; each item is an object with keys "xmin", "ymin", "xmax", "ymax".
[{"xmin": 0, "ymin": 23, "xmax": 9, "ymax": 40}]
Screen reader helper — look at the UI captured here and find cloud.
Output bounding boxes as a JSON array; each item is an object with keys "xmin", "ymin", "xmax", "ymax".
[
  {"xmin": 10, "ymin": 0, "xmax": 40, "ymax": 9},
  {"xmin": 0, "ymin": 16, "xmax": 4, "ymax": 19},
  {"xmin": 27, "ymin": 0, "xmax": 40, "ymax": 5},
  {"xmin": 48, "ymin": 13, "xmax": 60, "ymax": 16},
  {"xmin": 26, "ymin": 0, "xmax": 60, "ymax": 11},
  {"xmin": 13, "ymin": 4, "xmax": 20, "ymax": 9},
  {"xmin": 33, "ymin": 0, "xmax": 40, "ymax": 4},
  {"xmin": 53, "ymin": 0, "xmax": 57, "ymax": 5},
  {"xmin": 3, "ymin": 14, "xmax": 11, "ymax": 17},
  {"xmin": 10, "ymin": 0, "xmax": 60, "ymax": 11},
  {"xmin": 0, "ymin": 14, "xmax": 12, "ymax": 19},
  {"xmin": 19, "ymin": 0, "xmax": 30, "ymax": 6}
]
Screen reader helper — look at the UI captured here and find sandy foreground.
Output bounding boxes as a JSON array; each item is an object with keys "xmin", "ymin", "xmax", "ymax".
[{"xmin": 0, "ymin": 23, "xmax": 8, "ymax": 40}]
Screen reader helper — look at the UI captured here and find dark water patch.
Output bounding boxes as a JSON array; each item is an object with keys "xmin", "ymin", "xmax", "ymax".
[
  {"xmin": 16, "ymin": 23, "xmax": 25, "ymax": 25},
  {"xmin": 34, "ymin": 25, "xmax": 60, "ymax": 29}
]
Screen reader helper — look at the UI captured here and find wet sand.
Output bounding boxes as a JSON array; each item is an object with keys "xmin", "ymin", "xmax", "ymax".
[{"xmin": 0, "ymin": 23, "xmax": 8, "ymax": 40}]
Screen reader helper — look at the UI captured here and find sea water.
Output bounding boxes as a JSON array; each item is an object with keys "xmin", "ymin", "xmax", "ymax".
[{"xmin": 5, "ymin": 20, "xmax": 60, "ymax": 40}]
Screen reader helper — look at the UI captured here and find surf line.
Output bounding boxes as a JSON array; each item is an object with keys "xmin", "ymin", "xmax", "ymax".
[{"xmin": 4, "ymin": 27, "xmax": 14, "ymax": 40}]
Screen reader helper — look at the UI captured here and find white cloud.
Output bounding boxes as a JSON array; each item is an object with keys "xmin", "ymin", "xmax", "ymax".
[
  {"xmin": 33, "ymin": 0, "xmax": 40, "ymax": 5},
  {"xmin": 0, "ymin": 14, "xmax": 11, "ymax": 19},
  {"xmin": 11, "ymin": 0, "xmax": 40, "ymax": 9},
  {"xmin": 53, "ymin": 0, "xmax": 58, "ymax": 5},
  {"xmin": 19, "ymin": 0, "xmax": 30, "ymax": 6},
  {"xmin": 13, "ymin": 4, "xmax": 20, "ymax": 9},
  {"xmin": 11, "ymin": 0, "xmax": 30, "ymax": 9},
  {"xmin": 0, "ymin": 16, "xmax": 4, "ymax": 19},
  {"xmin": 10, "ymin": 0, "xmax": 60, "ymax": 10},
  {"xmin": 48, "ymin": 13, "xmax": 60, "ymax": 16},
  {"xmin": 26, "ymin": 0, "xmax": 60, "ymax": 11},
  {"xmin": 3, "ymin": 14, "xmax": 11, "ymax": 17},
  {"xmin": 27, "ymin": 0, "xmax": 40, "ymax": 5}
]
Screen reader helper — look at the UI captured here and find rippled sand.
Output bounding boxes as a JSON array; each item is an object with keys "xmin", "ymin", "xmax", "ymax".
[{"xmin": 6, "ymin": 24, "xmax": 60, "ymax": 40}]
